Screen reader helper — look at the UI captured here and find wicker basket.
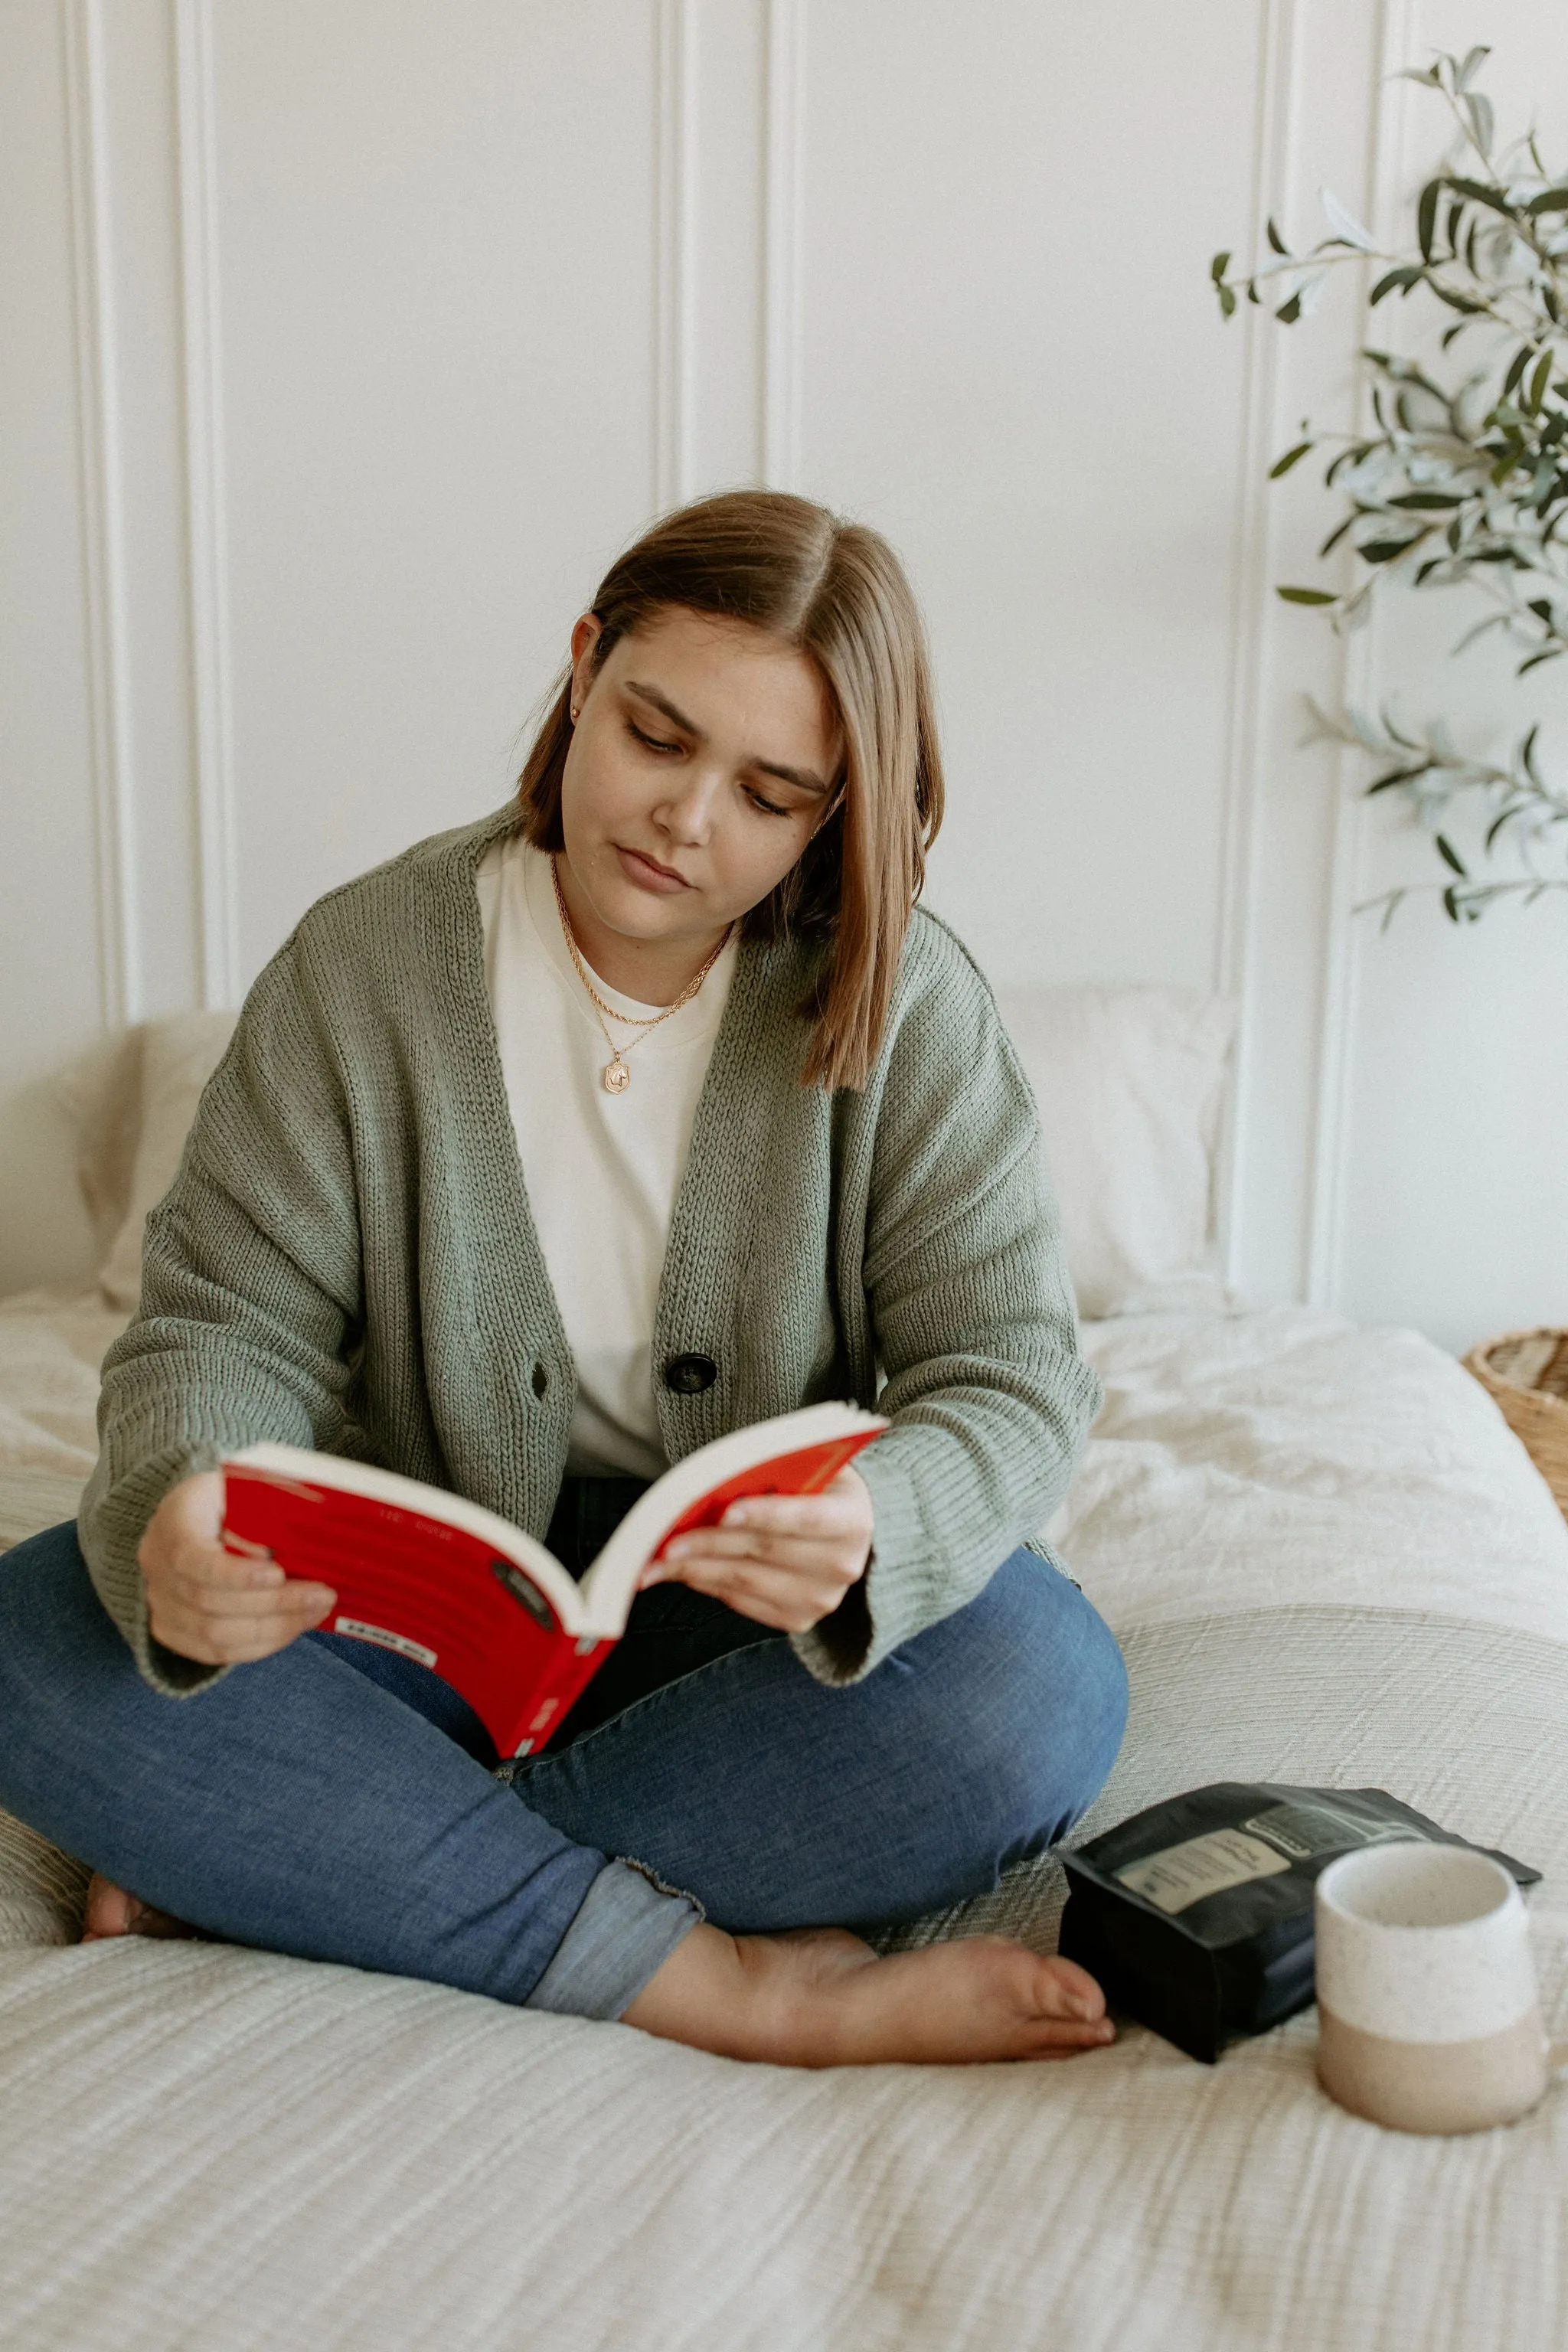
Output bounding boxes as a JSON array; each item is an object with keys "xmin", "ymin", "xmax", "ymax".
[{"xmin": 1462, "ymin": 1328, "xmax": 1568, "ymax": 1523}]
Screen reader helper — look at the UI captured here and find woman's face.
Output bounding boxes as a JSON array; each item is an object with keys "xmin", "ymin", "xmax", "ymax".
[{"xmin": 557, "ymin": 605, "xmax": 841, "ymax": 953}]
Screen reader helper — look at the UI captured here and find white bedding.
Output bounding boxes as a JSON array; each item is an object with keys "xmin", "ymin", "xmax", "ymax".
[
  {"xmin": 2, "ymin": 1283, "xmax": 1566, "ymax": 2352},
  {"xmin": 1057, "ymin": 1302, "xmax": 1568, "ymax": 1642}
]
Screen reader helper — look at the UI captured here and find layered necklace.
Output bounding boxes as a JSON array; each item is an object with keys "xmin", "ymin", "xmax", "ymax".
[{"xmin": 550, "ymin": 856, "xmax": 732, "ymax": 1095}]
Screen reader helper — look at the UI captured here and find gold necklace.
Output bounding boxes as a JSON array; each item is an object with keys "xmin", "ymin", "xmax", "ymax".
[{"xmin": 550, "ymin": 857, "xmax": 732, "ymax": 1094}]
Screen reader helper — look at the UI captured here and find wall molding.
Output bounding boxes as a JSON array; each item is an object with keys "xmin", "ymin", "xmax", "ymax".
[
  {"xmin": 62, "ymin": 0, "xmax": 139, "ymax": 1029},
  {"xmin": 174, "ymin": 0, "xmax": 240, "ymax": 1010},
  {"xmin": 762, "ymin": 0, "xmax": 805, "ymax": 489},
  {"xmin": 1215, "ymin": 0, "xmax": 1302, "ymax": 1289},
  {"xmin": 1302, "ymin": 0, "xmax": 1423, "ymax": 1308},
  {"xmin": 654, "ymin": 0, "xmax": 695, "ymax": 511}
]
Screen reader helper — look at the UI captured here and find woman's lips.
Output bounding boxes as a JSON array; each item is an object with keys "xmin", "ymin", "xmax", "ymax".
[{"xmin": 615, "ymin": 844, "xmax": 691, "ymax": 894}]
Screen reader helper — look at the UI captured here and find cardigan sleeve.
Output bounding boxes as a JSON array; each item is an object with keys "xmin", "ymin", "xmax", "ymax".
[
  {"xmin": 793, "ymin": 929, "xmax": 1102, "ymax": 1685},
  {"xmin": 77, "ymin": 938, "xmax": 365, "ymax": 1696}
]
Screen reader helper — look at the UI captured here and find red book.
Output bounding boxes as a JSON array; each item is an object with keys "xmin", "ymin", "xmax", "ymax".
[{"xmin": 221, "ymin": 1403, "xmax": 887, "ymax": 1757}]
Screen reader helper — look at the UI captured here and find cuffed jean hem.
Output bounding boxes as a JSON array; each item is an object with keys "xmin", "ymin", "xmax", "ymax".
[{"xmin": 524, "ymin": 1855, "xmax": 706, "ymax": 2019}]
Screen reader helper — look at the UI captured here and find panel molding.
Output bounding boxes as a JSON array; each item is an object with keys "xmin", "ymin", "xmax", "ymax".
[
  {"xmin": 762, "ymin": 0, "xmax": 805, "ymax": 488},
  {"xmin": 62, "ymin": 0, "xmax": 139, "ymax": 1028},
  {"xmin": 655, "ymin": 0, "xmax": 696, "ymax": 510},
  {"xmin": 1215, "ymin": 0, "xmax": 1302, "ymax": 1287},
  {"xmin": 1303, "ymin": 0, "xmax": 1423, "ymax": 1308},
  {"xmin": 174, "ymin": 0, "xmax": 240, "ymax": 1009}
]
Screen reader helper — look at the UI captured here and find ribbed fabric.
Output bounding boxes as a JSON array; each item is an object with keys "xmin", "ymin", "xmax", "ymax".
[{"xmin": 78, "ymin": 802, "xmax": 1102, "ymax": 1699}]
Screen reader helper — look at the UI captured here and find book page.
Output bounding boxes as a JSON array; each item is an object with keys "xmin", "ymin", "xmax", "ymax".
[
  {"xmin": 577, "ymin": 1403, "xmax": 887, "ymax": 1633},
  {"xmin": 225, "ymin": 1445, "xmax": 587, "ymax": 1630}
]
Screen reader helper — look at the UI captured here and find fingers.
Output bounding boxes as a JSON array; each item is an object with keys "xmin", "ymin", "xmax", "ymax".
[
  {"xmin": 139, "ymin": 1470, "xmax": 334, "ymax": 1665},
  {"xmin": 653, "ymin": 1555, "xmax": 847, "ymax": 1633},
  {"xmin": 145, "ymin": 1580, "xmax": 335, "ymax": 1666},
  {"xmin": 653, "ymin": 1530, "xmax": 864, "ymax": 1631}
]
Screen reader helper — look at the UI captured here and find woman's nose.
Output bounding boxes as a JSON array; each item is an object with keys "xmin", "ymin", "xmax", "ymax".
[{"xmin": 655, "ymin": 767, "xmax": 724, "ymax": 844}]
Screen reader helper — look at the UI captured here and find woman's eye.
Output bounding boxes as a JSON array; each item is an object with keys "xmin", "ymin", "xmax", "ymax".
[
  {"xmin": 746, "ymin": 788, "xmax": 791, "ymax": 818},
  {"xmin": 628, "ymin": 722, "xmax": 681, "ymax": 754}
]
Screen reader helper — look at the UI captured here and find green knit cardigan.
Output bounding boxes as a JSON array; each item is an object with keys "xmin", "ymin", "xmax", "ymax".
[{"xmin": 79, "ymin": 803, "xmax": 1102, "ymax": 1697}]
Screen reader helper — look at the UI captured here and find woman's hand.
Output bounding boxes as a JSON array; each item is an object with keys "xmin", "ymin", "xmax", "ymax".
[
  {"xmin": 641, "ymin": 1465, "xmax": 873, "ymax": 1632},
  {"xmin": 138, "ymin": 1471, "xmax": 336, "ymax": 1665}
]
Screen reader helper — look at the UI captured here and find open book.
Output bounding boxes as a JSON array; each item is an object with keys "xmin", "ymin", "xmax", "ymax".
[{"xmin": 221, "ymin": 1403, "xmax": 887, "ymax": 1757}]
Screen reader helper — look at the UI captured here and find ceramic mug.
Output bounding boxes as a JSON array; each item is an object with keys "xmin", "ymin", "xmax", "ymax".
[{"xmin": 1315, "ymin": 1842, "xmax": 1563, "ymax": 2135}]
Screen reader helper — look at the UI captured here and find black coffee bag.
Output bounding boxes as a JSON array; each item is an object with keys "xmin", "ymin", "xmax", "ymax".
[{"xmin": 1057, "ymin": 1782, "xmax": 1538, "ymax": 2063}]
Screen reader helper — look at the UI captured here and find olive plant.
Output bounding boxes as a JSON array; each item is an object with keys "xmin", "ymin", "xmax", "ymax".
[{"xmin": 1214, "ymin": 46, "xmax": 1568, "ymax": 924}]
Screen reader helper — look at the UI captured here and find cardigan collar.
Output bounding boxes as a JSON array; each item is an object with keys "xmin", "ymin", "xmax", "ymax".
[{"xmin": 421, "ymin": 802, "xmax": 818, "ymax": 1468}]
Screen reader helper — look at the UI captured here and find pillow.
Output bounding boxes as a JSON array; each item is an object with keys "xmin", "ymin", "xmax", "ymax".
[
  {"xmin": 994, "ymin": 986, "xmax": 1236, "ymax": 1321},
  {"xmin": 96, "ymin": 1012, "xmax": 239, "ymax": 1312}
]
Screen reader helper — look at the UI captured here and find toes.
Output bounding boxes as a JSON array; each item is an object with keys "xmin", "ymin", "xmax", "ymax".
[
  {"xmin": 1035, "ymin": 1952, "xmax": 1106, "ymax": 2022},
  {"xmin": 81, "ymin": 1873, "xmax": 133, "ymax": 1942}
]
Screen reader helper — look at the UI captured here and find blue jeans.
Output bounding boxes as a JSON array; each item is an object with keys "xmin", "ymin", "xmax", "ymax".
[{"xmin": 0, "ymin": 1508, "xmax": 1128, "ymax": 2020}]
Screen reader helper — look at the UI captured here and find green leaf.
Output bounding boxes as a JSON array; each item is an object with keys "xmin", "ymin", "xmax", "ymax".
[
  {"xmin": 1442, "ymin": 884, "xmax": 1462, "ymax": 923},
  {"xmin": 1266, "ymin": 216, "xmax": 1289, "ymax": 255},
  {"xmin": 1455, "ymin": 44, "xmax": 1491, "ymax": 91},
  {"xmin": 1436, "ymin": 835, "xmax": 1468, "ymax": 877},
  {"xmin": 1370, "ymin": 265, "xmax": 1425, "ymax": 304},
  {"xmin": 1518, "ymin": 647, "xmax": 1563, "ymax": 675},
  {"xmin": 1430, "ymin": 284, "xmax": 1484, "ymax": 315},
  {"xmin": 1526, "ymin": 186, "xmax": 1568, "ymax": 215},
  {"xmin": 1269, "ymin": 439, "xmax": 1315, "ymax": 479},
  {"xmin": 1502, "ymin": 345, "xmax": 1533, "ymax": 400},
  {"xmin": 1276, "ymin": 586, "xmax": 1338, "ymax": 605},
  {"xmin": 1366, "ymin": 766, "xmax": 1429, "ymax": 793},
  {"xmin": 1276, "ymin": 292, "xmax": 1302, "ymax": 324},
  {"xmin": 1417, "ymin": 178, "xmax": 1441, "ymax": 260},
  {"xmin": 1319, "ymin": 516, "xmax": 1356, "ymax": 558},
  {"xmin": 1521, "ymin": 724, "xmax": 1542, "ymax": 785},
  {"xmin": 1210, "ymin": 250, "xmax": 1231, "ymax": 282},
  {"xmin": 1529, "ymin": 351, "xmax": 1553, "ymax": 413},
  {"xmin": 1358, "ymin": 537, "xmax": 1422, "ymax": 564},
  {"xmin": 1464, "ymin": 93, "xmax": 1494, "ymax": 158},
  {"xmin": 1444, "ymin": 174, "xmax": 1511, "ymax": 215},
  {"xmin": 1218, "ymin": 283, "xmax": 1237, "ymax": 318},
  {"xmin": 1387, "ymin": 492, "xmax": 1463, "ymax": 508}
]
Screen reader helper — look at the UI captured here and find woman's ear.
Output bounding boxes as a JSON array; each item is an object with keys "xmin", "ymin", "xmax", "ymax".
[{"xmin": 568, "ymin": 612, "xmax": 604, "ymax": 720}]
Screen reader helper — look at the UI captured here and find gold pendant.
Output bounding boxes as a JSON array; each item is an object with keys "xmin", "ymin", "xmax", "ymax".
[{"xmin": 603, "ymin": 1056, "xmax": 631, "ymax": 1094}]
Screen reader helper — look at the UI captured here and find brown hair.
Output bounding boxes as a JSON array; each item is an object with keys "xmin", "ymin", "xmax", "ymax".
[{"xmin": 514, "ymin": 489, "xmax": 944, "ymax": 1090}]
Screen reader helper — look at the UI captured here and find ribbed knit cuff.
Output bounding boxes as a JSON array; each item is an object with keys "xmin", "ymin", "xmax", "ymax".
[
  {"xmin": 791, "ymin": 1438, "xmax": 933, "ymax": 1687},
  {"xmin": 524, "ymin": 1857, "xmax": 705, "ymax": 2020}
]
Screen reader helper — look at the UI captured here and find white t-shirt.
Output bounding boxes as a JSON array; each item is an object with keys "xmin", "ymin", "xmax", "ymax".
[{"xmin": 474, "ymin": 833, "xmax": 737, "ymax": 1478}]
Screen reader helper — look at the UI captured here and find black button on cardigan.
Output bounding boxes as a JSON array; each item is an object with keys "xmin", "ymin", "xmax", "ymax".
[{"xmin": 664, "ymin": 1352, "xmax": 718, "ymax": 1396}]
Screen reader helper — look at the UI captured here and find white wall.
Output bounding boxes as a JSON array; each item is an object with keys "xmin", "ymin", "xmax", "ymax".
[{"xmin": 3, "ymin": 0, "xmax": 1566, "ymax": 1351}]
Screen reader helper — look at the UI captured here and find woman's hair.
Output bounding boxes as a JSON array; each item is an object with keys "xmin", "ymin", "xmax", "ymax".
[{"xmin": 514, "ymin": 489, "xmax": 944, "ymax": 1091}]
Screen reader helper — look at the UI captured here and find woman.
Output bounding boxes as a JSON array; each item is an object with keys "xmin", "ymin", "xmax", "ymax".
[{"xmin": 0, "ymin": 491, "xmax": 1128, "ymax": 2066}]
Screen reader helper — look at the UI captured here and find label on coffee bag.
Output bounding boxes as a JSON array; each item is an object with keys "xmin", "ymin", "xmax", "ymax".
[
  {"xmin": 1242, "ymin": 1798, "xmax": 1419, "ymax": 1862},
  {"xmin": 1116, "ymin": 1828, "xmax": 1292, "ymax": 1915}
]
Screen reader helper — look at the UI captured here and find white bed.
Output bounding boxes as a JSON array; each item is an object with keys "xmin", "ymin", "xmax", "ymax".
[{"xmin": 2, "ymin": 992, "xmax": 1565, "ymax": 2352}]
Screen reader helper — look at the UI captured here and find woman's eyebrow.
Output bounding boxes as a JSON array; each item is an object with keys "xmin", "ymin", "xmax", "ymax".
[{"xmin": 624, "ymin": 679, "xmax": 831, "ymax": 796}]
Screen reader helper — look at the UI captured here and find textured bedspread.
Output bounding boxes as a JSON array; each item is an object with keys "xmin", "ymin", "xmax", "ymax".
[{"xmin": 2, "ymin": 1289, "xmax": 1566, "ymax": 2351}]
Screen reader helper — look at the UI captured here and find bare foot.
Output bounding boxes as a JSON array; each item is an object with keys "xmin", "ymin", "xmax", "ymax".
[
  {"xmin": 80, "ymin": 1872, "xmax": 198, "ymax": 1944},
  {"xmin": 622, "ymin": 1922, "xmax": 1116, "ymax": 2067}
]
